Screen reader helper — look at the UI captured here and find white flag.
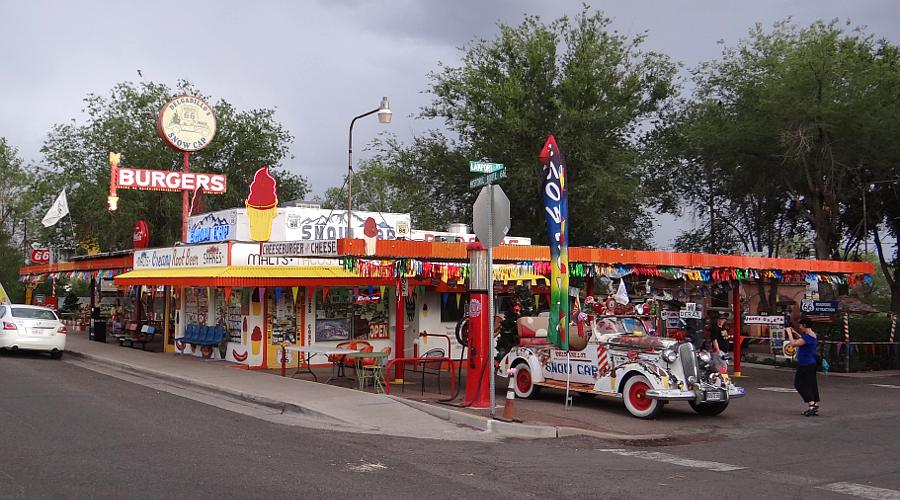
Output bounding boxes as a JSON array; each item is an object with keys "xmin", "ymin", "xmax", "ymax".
[
  {"xmin": 41, "ymin": 190, "xmax": 70, "ymax": 227},
  {"xmin": 614, "ymin": 279, "xmax": 630, "ymax": 305}
]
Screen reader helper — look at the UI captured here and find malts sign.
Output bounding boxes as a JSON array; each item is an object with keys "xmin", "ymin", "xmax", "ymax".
[{"xmin": 116, "ymin": 168, "xmax": 226, "ymax": 194}]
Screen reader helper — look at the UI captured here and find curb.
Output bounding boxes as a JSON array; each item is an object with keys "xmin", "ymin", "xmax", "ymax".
[
  {"xmin": 387, "ymin": 396, "xmax": 674, "ymax": 443},
  {"xmin": 65, "ymin": 348, "xmax": 363, "ymax": 430},
  {"xmin": 741, "ymin": 361, "xmax": 900, "ymax": 378}
]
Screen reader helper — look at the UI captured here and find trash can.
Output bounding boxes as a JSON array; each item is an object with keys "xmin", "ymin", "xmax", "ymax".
[{"xmin": 89, "ymin": 307, "xmax": 107, "ymax": 343}]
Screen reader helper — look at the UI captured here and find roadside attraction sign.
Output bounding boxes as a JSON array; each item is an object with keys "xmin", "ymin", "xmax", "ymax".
[{"xmin": 157, "ymin": 95, "xmax": 217, "ymax": 152}]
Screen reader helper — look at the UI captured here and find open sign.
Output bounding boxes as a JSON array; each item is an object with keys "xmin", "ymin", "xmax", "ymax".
[{"xmin": 30, "ymin": 248, "xmax": 51, "ymax": 264}]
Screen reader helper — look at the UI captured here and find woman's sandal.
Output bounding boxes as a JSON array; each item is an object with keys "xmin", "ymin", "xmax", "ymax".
[{"xmin": 803, "ymin": 405, "xmax": 819, "ymax": 417}]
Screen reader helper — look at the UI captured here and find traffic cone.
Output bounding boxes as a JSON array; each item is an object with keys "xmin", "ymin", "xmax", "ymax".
[{"xmin": 502, "ymin": 368, "xmax": 518, "ymax": 421}]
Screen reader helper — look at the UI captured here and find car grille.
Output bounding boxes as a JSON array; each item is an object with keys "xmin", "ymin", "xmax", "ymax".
[{"xmin": 678, "ymin": 342, "xmax": 699, "ymax": 381}]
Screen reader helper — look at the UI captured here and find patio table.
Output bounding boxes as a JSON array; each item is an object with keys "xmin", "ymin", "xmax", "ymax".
[{"xmin": 282, "ymin": 345, "xmax": 359, "ymax": 382}]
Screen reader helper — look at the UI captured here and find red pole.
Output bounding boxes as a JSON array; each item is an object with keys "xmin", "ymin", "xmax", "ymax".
[
  {"xmin": 732, "ymin": 282, "xmax": 743, "ymax": 376},
  {"xmin": 182, "ymin": 152, "xmax": 190, "ymax": 242},
  {"xmin": 394, "ymin": 284, "xmax": 405, "ymax": 381}
]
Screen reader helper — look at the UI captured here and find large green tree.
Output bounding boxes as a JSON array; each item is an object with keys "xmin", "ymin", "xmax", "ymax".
[
  {"xmin": 0, "ymin": 138, "xmax": 32, "ymax": 301},
  {"xmin": 37, "ymin": 81, "xmax": 309, "ymax": 251},
  {"xmin": 345, "ymin": 9, "xmax": 677, "ymax": 246},
  {"xmin": 650, "ymin": 20, "xmax": 900, "ymax": 263}
]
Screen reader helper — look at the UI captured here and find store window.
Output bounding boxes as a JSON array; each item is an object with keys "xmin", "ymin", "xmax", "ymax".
[
  {"xmin": 440, "ymin": 293, "xmax": 468, "ymax": 323},
  {"xmin": 315, "ymin": 287, "xmax": 390, "ymax": 342}
]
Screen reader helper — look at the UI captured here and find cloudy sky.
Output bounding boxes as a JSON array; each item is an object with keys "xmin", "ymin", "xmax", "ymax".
[{"xmin": 3, "ymin": 0, "xmax": 898, "ymax": 248}]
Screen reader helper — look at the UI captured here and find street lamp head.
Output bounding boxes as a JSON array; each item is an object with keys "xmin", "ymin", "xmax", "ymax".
[{"xmin": 377, "ymin": 96, "xmax": 392, "ymax": 124}]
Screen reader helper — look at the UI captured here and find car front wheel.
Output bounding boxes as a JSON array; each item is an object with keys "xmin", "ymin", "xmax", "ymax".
[
  {"xmin": 623, "ymin": 374, "xmax": 662, "ymax": 419},
  {"xmin": 689, "ymin": 400, "xmax": 729, "ymax": 416}
]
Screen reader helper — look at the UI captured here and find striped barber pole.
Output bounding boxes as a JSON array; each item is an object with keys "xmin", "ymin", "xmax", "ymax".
[
  {"xmin": 843, "ymin": 313, "xmax": 850, "ymax": 343},
  {"xmin": 890, "ymin": 313, "xmax": 896, "ymax": 344},
  {"xmin": 843, "ymin": 312, "xmax": 851, "ymax": 372},
  {"xmin": 596, "ymin": 344, "xmax": 609, "ymax": 376}
]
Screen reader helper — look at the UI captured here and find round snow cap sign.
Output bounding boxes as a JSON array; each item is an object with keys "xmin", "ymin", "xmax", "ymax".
[{"xmin": 157, "ymin": 95, "xmax": 217, "ymax": 152}]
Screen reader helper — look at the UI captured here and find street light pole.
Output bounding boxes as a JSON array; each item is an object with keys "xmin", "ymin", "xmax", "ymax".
[{"xmin": 347, "ymin": 97, "xmax": 392, "ymax": 238}]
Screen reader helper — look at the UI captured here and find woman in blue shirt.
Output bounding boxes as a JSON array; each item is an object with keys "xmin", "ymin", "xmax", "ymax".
[{"xmin": 786, "ymin": 318, "xmax": 819, "ymax": 416}]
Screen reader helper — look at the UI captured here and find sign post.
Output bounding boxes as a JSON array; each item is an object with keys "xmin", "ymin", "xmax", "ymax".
[
  {"xmin": 109, "ymin": 95, "xmax": 219, "ymax": 243},
  {"xmin": 471, "ymin": 162, "xmax": 510, "ymax": 418}
]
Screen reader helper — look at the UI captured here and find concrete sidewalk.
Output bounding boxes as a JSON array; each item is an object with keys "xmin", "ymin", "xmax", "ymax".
[
  {"xmin": 63, "ymin": 331, "xmax": 496, "ymax": 441},
  {"xmin": 63, "ymin": 332, "xmax": 691, "ymax": 442}
]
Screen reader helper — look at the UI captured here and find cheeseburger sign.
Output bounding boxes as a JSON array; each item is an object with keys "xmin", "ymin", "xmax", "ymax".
[{"xmin": 158, "ymin": 95, "xmax": 217, "ymax": 152}]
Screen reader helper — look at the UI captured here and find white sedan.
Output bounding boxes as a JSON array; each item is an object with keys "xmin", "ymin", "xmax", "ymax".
[{"xmin": 0, "ymin": 305, "xmax": 67, "ymax": 359}]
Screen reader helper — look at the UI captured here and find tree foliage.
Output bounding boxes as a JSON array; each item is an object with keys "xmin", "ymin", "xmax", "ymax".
[
  {"xmin": 37, "ymin": 81, "xmax": 308, "ymax": 251},
  {"xmin": 648, "ymin": 20, "xmax": 900, "ymax": 264},
  {"xmin": 348, "ymin": 8, "xmax": 677, "ymax": 246},
  {"xmin": 321, "ymin": 133, "xmax": 471, "ymax": 230},
  {"xmin": 0, "ymin": 138, "xmax": 31, "ymax": 301}
]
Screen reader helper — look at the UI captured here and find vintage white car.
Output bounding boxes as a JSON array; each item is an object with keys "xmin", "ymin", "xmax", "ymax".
[{"xmin": 497, "ymin": 314, "xmax": 745, "ymax": 418}]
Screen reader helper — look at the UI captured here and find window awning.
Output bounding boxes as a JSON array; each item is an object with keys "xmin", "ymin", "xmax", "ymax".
[{"xmin": 114, "ymin": 266, "xmax": 358, "ymax": 287}]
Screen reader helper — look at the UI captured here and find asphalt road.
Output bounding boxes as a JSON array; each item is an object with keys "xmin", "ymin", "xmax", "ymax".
[{"xmin": 2, "ymin": 350, "xmax": 899, "ymax": 500}]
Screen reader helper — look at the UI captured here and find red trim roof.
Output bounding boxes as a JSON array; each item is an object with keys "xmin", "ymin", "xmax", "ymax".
[
  {"xmin": 19, "ymin": 255, "xmax": 133, "ymax": 276},
  {"xmin": 338, "ymin": 239, "xmax": 873, "ymax": 274}
]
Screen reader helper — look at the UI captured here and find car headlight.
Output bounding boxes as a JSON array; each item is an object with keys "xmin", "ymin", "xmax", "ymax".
[
  {"xmin": 662, "ymin": 349, "xmax": 677, "ymax": 363},
  {"xmin": 698, "ymin": 351, "xmax": 711, "ymax": 364}
]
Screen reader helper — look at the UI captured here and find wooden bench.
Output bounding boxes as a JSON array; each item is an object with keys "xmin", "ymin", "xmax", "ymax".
[{"xmin": 120, "ymin": 325, "xmax": 156, "ymax": 350}]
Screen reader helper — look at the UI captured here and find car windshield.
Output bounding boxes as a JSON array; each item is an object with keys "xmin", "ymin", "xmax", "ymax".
[
  {"xmin": 11, "ymin": 308, "xmax": 59, "ymax": 321},
  {"xmin": 595, "ymin": 317, "xmax": 650, "ymax": 335},
  {"xmin": 620, "ymin": 317, "xmax": 648, "ymax": 335}
]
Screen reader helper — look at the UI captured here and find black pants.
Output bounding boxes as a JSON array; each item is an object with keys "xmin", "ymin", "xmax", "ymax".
[{"xmin": 794, "ymin": 364, "xmax": 820, "ymax": 403}]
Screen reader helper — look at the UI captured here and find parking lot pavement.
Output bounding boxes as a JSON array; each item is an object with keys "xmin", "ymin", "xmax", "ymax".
[{"xmin": 405, "ymin": 365, "xmax": 900, "ymax": 442}]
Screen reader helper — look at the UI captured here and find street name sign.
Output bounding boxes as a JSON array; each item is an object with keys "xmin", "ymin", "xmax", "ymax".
[
  {"xmin": 469, "ymin": 168, "xmax": 507, "ymax": 189},
  {"xmin": 469, "ymin": 161, "xmax": 504, "ymax": 174}
]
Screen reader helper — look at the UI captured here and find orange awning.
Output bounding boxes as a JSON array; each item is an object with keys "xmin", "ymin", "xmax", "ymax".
[{"xmin": 337, "ymin": 239, "xmax": 873, "ymax": 275}]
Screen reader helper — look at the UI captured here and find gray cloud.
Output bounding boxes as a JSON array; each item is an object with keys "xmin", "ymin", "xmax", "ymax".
[{"xmin": 2, "ymin": 0, "xmax": 897, "ymax": 248}]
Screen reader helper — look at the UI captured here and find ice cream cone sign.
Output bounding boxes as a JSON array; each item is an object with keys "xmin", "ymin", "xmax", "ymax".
[
  {"xmin": 363, "ymin": 217, "xmax": 377, "ymax": 255},
  {"xmin": 251, "ymin": 326, "xmax": 262, "ymax": 356},
  {"xmin": 246, "ymin": 166, "xmax": 278, "ymax": 242}
]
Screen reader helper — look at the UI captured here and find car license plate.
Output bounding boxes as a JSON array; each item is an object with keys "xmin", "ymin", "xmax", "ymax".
[{"xmin": 705, "ymin": 390, "xmax": 725, "ymax": 402}]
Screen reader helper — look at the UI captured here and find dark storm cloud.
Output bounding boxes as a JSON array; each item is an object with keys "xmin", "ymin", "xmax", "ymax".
[{"xmin": 2, "ymin": 0, "xmax": 897, "ymax": 247}]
